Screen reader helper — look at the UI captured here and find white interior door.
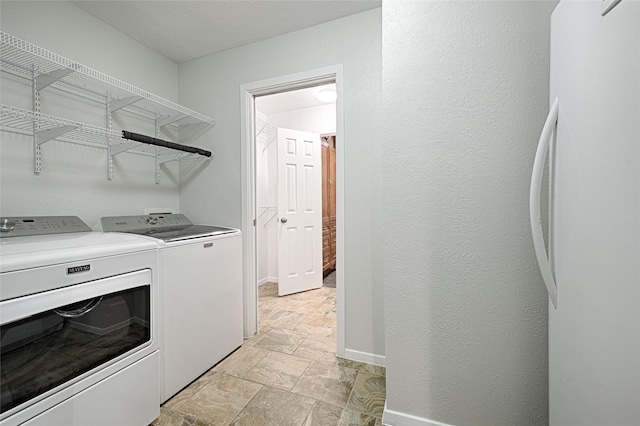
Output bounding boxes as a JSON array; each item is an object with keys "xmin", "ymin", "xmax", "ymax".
[{"xmin": 277, "ymin": 127, "xmax": 322, "ymax": 296}]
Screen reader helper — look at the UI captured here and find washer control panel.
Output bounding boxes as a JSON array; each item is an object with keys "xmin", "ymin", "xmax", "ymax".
[
  {"xmin": 0, "ymin": 216, "xmax": 91, "ymax": 237},
  {"xmin": 101, "ymin": 214, "xmax": 193, "ymax": 233}
]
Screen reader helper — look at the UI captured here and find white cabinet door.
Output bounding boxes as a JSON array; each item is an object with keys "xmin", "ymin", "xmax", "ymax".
[
  {"xmin": 276, "ymin": 128, "xmax": 322, "ymax": 296},
  {"xmin": 549, "ymin": 2, "xmax": 640, "ymax": 425}
]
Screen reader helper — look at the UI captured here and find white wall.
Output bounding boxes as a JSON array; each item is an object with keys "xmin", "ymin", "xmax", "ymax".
[
  {"xmin": 382, "ymin": 2, "xmax": 555, "ymax": 425},
  {"xmin": 266, "ymin": 104, "xmax": 336, "ymax": 135},
  {"xmin": 178, "ymin": 9, "xmax": 384, "ymax": 360},
  {"xmin": 0, "ymin": 1, "xmax": 181, "ymax": 227}
]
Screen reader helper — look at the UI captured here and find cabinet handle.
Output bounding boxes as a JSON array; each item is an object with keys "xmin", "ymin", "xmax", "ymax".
[{"xmin": 530, "ymin": 97, "xmax": 559, "ymax": 308}]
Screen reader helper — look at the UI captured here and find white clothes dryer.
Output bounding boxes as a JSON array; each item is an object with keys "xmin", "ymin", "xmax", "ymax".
[{"xmin": 0, "ymin": 216, "xmax": 159, "ymax": 426}]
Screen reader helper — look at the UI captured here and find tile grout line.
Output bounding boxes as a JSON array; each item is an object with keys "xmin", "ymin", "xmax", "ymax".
[
  {"xmin": 238, "ymin": 347, "xmax": 270, "ymax": 379},
  {"xmin": 226, "ymin": 380, "xmax": 265, "ymax": 426},
  {"xmin": 344, "ymin": 369, "xmax": 362, "ymax": 415},
  {"xmin": 288, "ymin": 350, "xmax": 314, "ymax": 394}
]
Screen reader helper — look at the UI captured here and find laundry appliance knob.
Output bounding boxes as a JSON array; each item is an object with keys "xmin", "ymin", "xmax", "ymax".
[{"xmin": 0, "ymin": 219, "xmax": 16, "ymax": 232}]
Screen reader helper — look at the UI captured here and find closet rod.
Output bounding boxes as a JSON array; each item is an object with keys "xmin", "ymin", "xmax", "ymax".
[{"xmin": 122, "ymin": 130, "xmax": 212, "ymax": 157}]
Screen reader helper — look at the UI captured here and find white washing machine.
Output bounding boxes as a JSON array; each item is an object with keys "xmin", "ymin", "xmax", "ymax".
[
  {"xmin": 100, "ymin": 214, "xmax": 243, "ymax": 402},
  {"xmin": 0, "ymin": 216, "xmax": 160, "ymax": 426}
]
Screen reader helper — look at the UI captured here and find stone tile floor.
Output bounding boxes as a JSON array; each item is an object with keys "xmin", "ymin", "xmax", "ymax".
[{"xmin": 151, "ymin": 282, "xmax": 386, "ymax": 426}]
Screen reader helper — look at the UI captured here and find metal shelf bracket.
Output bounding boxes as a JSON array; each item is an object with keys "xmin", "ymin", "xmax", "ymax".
[
  {"xmin": 263, "ymin": 211, "xmax": 279, "ymax": 228},
  {"xmin": 36, "ymin": 68, "xmax": 74, "ymax": 91},
  {"xmin": 107, "ymin": 141, "xmax": 143, "ymax": 180},
  {"xmin": 256, "ymin": 122, "xmax": 268, "ymax": 138},
  {"xmin": 110, "ymin": 141, "xmax": 142, "ymax": 156},
  {"xmin": 157, "ymin": 153, "xmax": 190, "ymax": 164},
  {"xmin": 157, "ymin": 113, "xmax": 188, "ymax": 128},
  {"xmin": 262, "ymin": 134, "xmax": 276, "ymax": 154},
  {"xmin": 108, "ymin": 95, "xmax": 144, "ymax": 113},
  {"xmin": 36, "ymin": 125, "xmax": 76, "ymax": 145}
]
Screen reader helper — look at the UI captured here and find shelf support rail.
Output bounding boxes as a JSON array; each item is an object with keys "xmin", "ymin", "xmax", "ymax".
[
  {"xmin": 106, "ymin": 93, "xmax": 146, "ymax": 180},
  {"xmin": 107, "ymin": 93, "xmax": 114, "ymax": 180},
  {"xmin": 30, "ymin": 64, "xmax": 80, "ymax": 173},
  {"xmin": 32, "ymin": 64, "xmax": 41, "ymax": 174},
  {"xmin": 155, "ymin": 116, "xmax": 161, "ymax": 184}
]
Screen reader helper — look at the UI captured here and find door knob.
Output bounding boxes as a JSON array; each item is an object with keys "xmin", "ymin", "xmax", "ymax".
[{"xmin": 280, "ymin": 217, "xmax": 288, "ymax": 223}]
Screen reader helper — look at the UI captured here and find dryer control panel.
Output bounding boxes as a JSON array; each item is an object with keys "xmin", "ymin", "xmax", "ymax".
[{"xmin": 0, "ymin": 216, "xmax": 91, "ymax": 237}]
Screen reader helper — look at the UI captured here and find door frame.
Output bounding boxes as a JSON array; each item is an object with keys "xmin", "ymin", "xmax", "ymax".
[{"xmin": 240, "ymin": 64, "xmax": 345, "ymax": 357}]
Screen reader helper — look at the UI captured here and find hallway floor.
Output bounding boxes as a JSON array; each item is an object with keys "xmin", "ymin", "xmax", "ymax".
[
  {"xmin": 152, "ymin": 282, "xmax": 386, "ymax": 426},
  {"xmin": 322, "ymin": 270, "xmax": 336, "ymax": 288}
]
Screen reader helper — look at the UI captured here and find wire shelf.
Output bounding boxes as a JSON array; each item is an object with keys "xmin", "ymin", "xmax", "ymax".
[
  {"xmin": 0, "ymin": 32, "xmax": 215, "ymax": 127},
  {"xmin": 1, "ymin": 104, "xmax": 119, "ymax": 145},
  {"xmin": 0, "ymin": 104, "xmax": 211, "ymax": 161}
]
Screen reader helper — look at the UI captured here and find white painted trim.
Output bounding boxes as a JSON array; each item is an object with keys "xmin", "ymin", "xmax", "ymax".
[
  {"xmin": 334, "ymin": 67, "xmax": 345, "ymax": 359},
  {"xmin": 382, "ymin": 402, "xmax": 456, "ymax": 426},
  {"xmin": 258, "ymin": 277, "xmax": 279, "ymax": 286},
  {"xmin": 240, "ymin": 85, "xmax": 258, "ymax": 339},
  {"xmin": 240, "ymin": 65, "xmax": 345, "ymax": 355},
  {"xmin": 242, "ymin": 67, "xmax": 337, "ymax": 96},
  {"xmin": 343, "ymin": 348, "xmax": 385, "ymax": 367}
]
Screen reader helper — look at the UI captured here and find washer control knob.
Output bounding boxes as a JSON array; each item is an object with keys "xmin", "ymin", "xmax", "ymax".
[
  {"xmin": 0, "ymin": 219, "xmax": 16, "ymax": 232},
  {"xmin": 146, "ymin": 216, "xmax": 158, "ymax": 225}
]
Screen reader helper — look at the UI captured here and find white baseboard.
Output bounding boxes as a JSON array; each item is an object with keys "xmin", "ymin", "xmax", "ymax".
[
  {"xmin": 258, "ymin": 277, "xmax": 278, "ymax": 286},
  {"xmin": 343, "ymin": 348, "xmax": 385, "ymax": 367},
  {"xmin": 382, "ymin": 402, "xmax": 455, "ymax": 426}
]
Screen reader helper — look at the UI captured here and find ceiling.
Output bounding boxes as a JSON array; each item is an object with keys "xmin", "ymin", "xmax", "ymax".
[
  {"xmin": 71, "ymin": 1, "xmax": 360, "ymax": 113},
  {"xmin": 72, "ymin": 1, "xmax": 381, "ymax": 64}
]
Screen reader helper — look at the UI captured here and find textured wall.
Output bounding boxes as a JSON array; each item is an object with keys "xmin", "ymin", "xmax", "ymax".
[
  {"xmin": 178, "ymin": 9, "xmax": 384, "ymax": 359},
  {"xmin": 382, "ymin": 1, "xmax": 555, "ymax": 425},
  {"xmin": 0, "ymin": 1, "xmax": 180, "ymax": 227}
]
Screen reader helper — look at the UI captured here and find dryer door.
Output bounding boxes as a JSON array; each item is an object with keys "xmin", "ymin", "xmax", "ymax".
[{"xmin": 0, "ymin": 270, "xmax": 151, "ymax": 417}]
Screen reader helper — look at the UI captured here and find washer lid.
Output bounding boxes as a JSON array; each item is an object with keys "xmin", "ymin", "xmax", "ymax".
[
  {"xmin": 129, "ymin": 224, "xmax": 239, "ymax": 242},
  {"xmin": 100, "ymin": 214, "xmax": 238, "ymax": 242},
  {"xmin": 0, "ymin": 232, "xmax": 158, "ymax": 273}
]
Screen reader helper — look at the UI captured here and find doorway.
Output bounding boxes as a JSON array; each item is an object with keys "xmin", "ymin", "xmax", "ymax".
[
  {"xmin": 254, "ymin": 85, "xmax": 336, "ymax": 294},
  {"xmin": 240, "ymin": 65, "xmax": 345, "ymax": 357}
]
